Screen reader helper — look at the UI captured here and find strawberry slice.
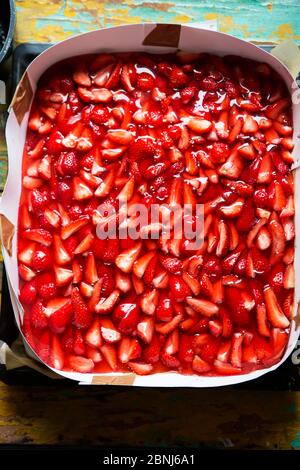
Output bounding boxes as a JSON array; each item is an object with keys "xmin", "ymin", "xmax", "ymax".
[
  {"xmin": 140, "ymin": 289, "xmax": 159, "ymax": 316},
  {"xmin": 118, "ymin": 337, "xmax": 141, "ymax": 364},
  {"xmin": 35, "ymin": 330, "xmax": 50, "ymax": 363},
  {"xmin": 100, "ymin": 318, "xmax": 121, "ymax": 343},
  {"xmin": 95, "ymin": 290, "xmax": 120, "ymax": 314},
  {"xmin": 68, "ymin": 355, "xmax": 95, "ymax": 373},
  {"xmin": 48, "ymin": 299, "xmax": 73, "ymax": 334},
  {"xmin": 31, "ymin": 301, "xmax": 48, "ymax": 329},
  {"xmin": 19, "ymin": 280, "xmax": 37, "ymax": 305},
  {"xmin": 161, "ymin": 352, "xmax": 181, "ymax": 370},
  {"xmin": 53, "ymin": 234, "xmax": 72, "ymax": 265},
  {"xmin": 115, "ymin": 243, "xmax": 142, "ymax": 273},
  {"xmin": 50, "ymin": 335, "xmax": 64, "ymax": 370},
  {"xmin": 269, "ymin": 219, "xmax": 285, "ymax": 265},
  {"xmin": 133, "ymin": 252, "xmax": 156, "ymax": 279},
  {"xmin": 225, "ymin": 286, "xmax": 254, "ymax": 326},
  {"xmin": 169, "ymin": 275, "xmax": 191, "ymax": 302},
  {"xmin": 85, "ymin": 318, "xmax": 102, "ymax": 349},
  {"xmin": 264, "ymin": 286, "xmax": 290, "ymax": 329},
  {"xmin": 137, "ymin": 316, "xmax": 154, "ymax": 344},
  {"xmin": 186, "ymin": 297, "xmax": 219, "ymax": 317},
  {"xmin": 71, "ymin": 287, "xmax": 92, "ymax": 329},
  {"xmin": 155, "ymin": 313, "xmax": 183, "ymax": 335},
  {"xmin": 115, "ymin": 302, "xmax": 140, "ymax": 334},
  {"xmin": 213, "ymin": 360, "xmax": 241, "ymax": 375},
  {"xmin": 156, "ymin": 294, "xmax": 173, "ymax": 322},
  {"xmin": 128, "ymin": 361, "xmax": 154, "ymax": 375},
  {"xmin": 21, "ymin": 229, "xmax": 52, "ymax": 247},
  {"xmin": 192, "ymin": 355, "xmax": 211, "ymax": 374},
  {"xmin": 100, "ymin": 343, "xmax": 118, "ymax": 370},
  {"xmin": 143, "ymin": 334, "xmax": 161, "ymax": 364},
  {"xmin": 61, "ymin": 215, "xmax": 90, "ymax": 240}
]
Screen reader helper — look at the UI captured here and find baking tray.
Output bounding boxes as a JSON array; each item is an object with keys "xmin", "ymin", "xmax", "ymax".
[{"xmin": 0, "ymin": 42, "xmax": 299, "ymax": 388}]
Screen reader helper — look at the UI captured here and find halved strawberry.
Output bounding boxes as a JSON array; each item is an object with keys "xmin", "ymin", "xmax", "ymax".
[
  {"xmin": 37, "ymin": 273, "xmax": 57, "ymax": 300},
  {"xmin": 31, "ymin": 301, "xmax": 48, "ymax": 329},
  {"xmin": 213, "ymin": 360, "xmax": 241, "ymax": 375},
  {"xmin": 143, "ymin": 334, "xmax": 161, "ymax": 364},
  {"xmin": 85, "ymin": 317, "xmax": 102, "ymax": 348},
  {"xmin": 68, "ymin": 355, "xmax": 94, "ymax": 373},
  {"xmin": 100, "ymin": 343, "xmax": 118, "ymax": 370},
  {"xmin": 19, "ymin": 280, "xmax": 37, "ymax": 305},
  {"xmin": 137, "ymin": 316, "xmax": 154, "ymax": 344},
  {"xmin": 48, "ymin": 299, "xmax": 73, "ymax": 334},
  {"xmin": 118, "ymin": 337, "xmax": 141, "ymax": 364},
  {"xmin": 128, "ymin": 361, "xmax": 154, "ymax": 375},
  {"xmin": 21, "ymin": 229, "xmax": 52, "ymax": 247},
  {"xmin": 100, "ymin": 318, "xmax": 121, "ymax": 343},
  {"xmin": 95, "ymin": 290, "xmax": 120, "ymax": 314},
  {"xmin": 50, "ymin": 335, "xmax": 64, "ymax": 370},
  {"xmin": 71, "ymin": 287, "xmax": 92, "ymax": 329},
  {"xmin": 115, "ymin": 243, "xmax": 142, "ymax": 273},
  {"xmin": 186, "ymin": 297, "xmax": 219, "ymax": 317},
  {"xmin": 169, "ymin": 275, "xmax": 191, "ymax": 302},
  {"xmin": 115, "ymin": 301, "xmax": 140, "ymax": 334},
  {"xmin": 61, "ymin": 215, "xmax": 90, "ymax": 240},
  {"xmin": 140, "ymin": 289, "xmax": 159, "ymax": 316},
  {"xmin": 264, "ymin": 286, "xmax": 290, "ymax": 329},
  {"xmin": 73, "ymin": 329, "xmax": 86, "ymax": 355}
]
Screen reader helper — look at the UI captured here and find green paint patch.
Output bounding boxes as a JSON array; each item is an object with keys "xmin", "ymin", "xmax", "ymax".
[{"xmin": 291, "ymin": 432, "xmax": 300, "ymax": 449}]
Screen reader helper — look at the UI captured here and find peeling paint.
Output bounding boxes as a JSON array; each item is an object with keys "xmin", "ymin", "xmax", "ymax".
[
  {"xmin": 14, "ymin": 0, "xmax": 300, "ymax": 44},
  {"xmin": 291, "ymin": 432, "xmax": 300, "ymax": 449}
]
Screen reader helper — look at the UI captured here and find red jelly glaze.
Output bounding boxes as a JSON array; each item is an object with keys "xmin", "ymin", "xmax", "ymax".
[{"xmin": 17, "ymin": 51, "xmax": 294, "ymax": 376}]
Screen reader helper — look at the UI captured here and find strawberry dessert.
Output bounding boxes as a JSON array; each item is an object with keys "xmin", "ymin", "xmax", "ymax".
[{"xmin": 17, "ymin": 51, "xmax": 295, "ymax": 376}]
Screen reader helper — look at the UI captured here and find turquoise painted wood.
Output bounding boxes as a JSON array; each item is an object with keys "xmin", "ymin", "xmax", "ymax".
[{"xmin": 15, "ymin": 0, "xmax": 300, "ymax": 45}]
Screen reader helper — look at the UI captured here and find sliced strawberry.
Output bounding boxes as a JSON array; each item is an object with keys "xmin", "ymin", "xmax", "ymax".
[
  {"xmin": 21, "ymin": 229, "xmax": 52, "ymax": 247},
  {"xmin": 140, "ymin": 289, "xmax": 159, "ymax": 316},
  {"xmin": 213, "ymin": 360, "xmax": 241, "ymax": 375},
  {"xmin": 19, "ymin": 280, "xmax": 37, "ymax": 305},
  {"xmin": 50, "ymin": 335, "xmax": 64, "ymax": 370},
  {"xmin": 73, "ymin": 329, "xmax": 86, "ymax": 355},
  {"xmin": 192, "ymin": 355, "xmax": 211, "ymax": 374},
  {"xmin": 53, "ymin": 234, "xmax": 72, "ymax": 265},
  {"xmin": 95, "ymin": 289, "xmax": 120, "ymax": 314},
  {"xmin": 161, "ymin": 352, "xmax": 181, "ymax": 370},
  {"xmin": 100, "ymin": 318, "xmax": 121, "ymax": 343},
  {"xmin": 115, "ymin": 243, "xmax": 142, "ymax": 273},
  {"xmin": 71, "ymin": 287, "xmax": 92, "ymax": 329},
  {"xmin": 169, "ymin": 275, "xmax": 191, "ymax": 302},
  {"xmin": 61, "ymin": 215, "xmax": 90, "ymax": 240},
  {"xmin": 115, "ymin": 302, "xmax": 140, "ymax": 334},
  {"xmin": 35, "ymin": 330, "xmax": 50, "ymax": 363},
  {"xmin": 37, "ymin": 273, "xmax": 57, "ymax": 300},
  {"xmin": 137, "ymin": 316, "xmax": 154, "ymax": 344},
  {"xmin": 31, "ymin": 301, "xmax": 48, "ymax": 329},
  {"xmin": 85, "ymin": 317, "xmax": 102, "ymax": 349},
  {"xmin": 100, "ymin": 343, "xmax": 118, "ymax": 370},
  {"xmin": 48, "ymin": 299, "xmax": 73, "ymax": 334},
  {"xmin": 225, "ymin": 286, "xmax": 253, "ymax": 327},
  {"xmin": 128, "ymin": 361, "xmax": 154, "ymax": 375},
  {"xmin": 143, "ymin": 334, "xmax": 161, "ymax": 364},
  {"xmin": 186, "ymin": 297, "xmax": 219, "ymax": 317},
  {"xmin": 133, "ymin": 251, "xmax": 156, "ymax": 279},
  {"xmin": 118, "ymin": 337, "xmax": 141, "ymax": 364},
  {"xmin": 156, "ymin": 294, "xmax": 173, "ymax": 322},
  {"xmin": 69, "ymin": 355, "xmax": 94, "ymax": 373},
  {"xmin": 264, "ymin": 286, "xmax": 290, "ymax": 329},
  {"xmin": 156, "ymin": 314, "xmax": 183, "ymax": 335}
]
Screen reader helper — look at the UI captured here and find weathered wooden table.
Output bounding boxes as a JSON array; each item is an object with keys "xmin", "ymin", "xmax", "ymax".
[{"xmin": 0, "ymin": 0, "xmax": 300, "ymax": 449}]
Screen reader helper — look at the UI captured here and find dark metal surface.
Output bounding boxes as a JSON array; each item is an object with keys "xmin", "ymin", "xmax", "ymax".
[{"xmin": 0, "ymin": 0, "xmax": 16, "ymax": 64}]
